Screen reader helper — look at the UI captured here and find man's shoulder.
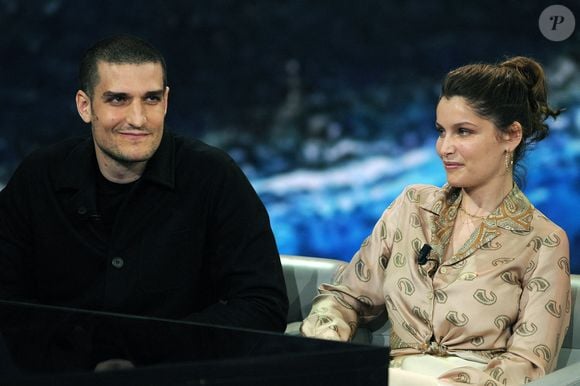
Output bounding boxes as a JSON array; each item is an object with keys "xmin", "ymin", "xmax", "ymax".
[
  {"xmin": 172, "ymin": 134, "xmax": 236, "ymax": 168},
  {"xmin": 17, "ymin": 137, "xmax": 91, "ymax": 173},
  {"xmin": 25, "ymin": 137, "xmax": 90, "ymax": 163},
  {"xmin": 167, "ymin": 134, "xmax": 255, "ymax": 195},
  {"xmin": 3, "ymin": 137, "xmax": 91, "ymax": 191}
]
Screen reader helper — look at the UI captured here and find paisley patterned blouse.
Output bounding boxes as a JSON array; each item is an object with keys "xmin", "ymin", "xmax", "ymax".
[{"xmin": 301, "ymin": 184, "xmax": 570, "ymax": 385}]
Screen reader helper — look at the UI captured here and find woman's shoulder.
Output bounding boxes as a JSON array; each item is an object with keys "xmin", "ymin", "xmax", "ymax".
[
  {"xmin": 513, "ymin": 186, "xmax": 568, "ymax": 240},
  {"xmin": 403, "ymin": 184, "xmax": 444, "ymax": 194},
  {"xmin": 399, "ymin": 184, "xmax": 447, "ymax": 203},
  {"xmin": 531, "ymin": 206, "xmax": 569, "ymax": 239}
]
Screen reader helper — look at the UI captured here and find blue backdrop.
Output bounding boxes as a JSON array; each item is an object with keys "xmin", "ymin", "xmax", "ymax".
[{"xmin": 0, "ymin": 0, "xmax": 578, "ymax": 272}]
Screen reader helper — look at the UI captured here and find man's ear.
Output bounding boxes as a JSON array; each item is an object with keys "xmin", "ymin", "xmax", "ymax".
[
  {"xmin": 504, "ymin": 121, "xmax": 523, "ymax": 151},
  {"xmin": 76, "ymin": 90, "xmax": 92, "ymax": 123},
  {"xmin": 163, "ymin": 86, "xmax": 170, "ymax": 115}
]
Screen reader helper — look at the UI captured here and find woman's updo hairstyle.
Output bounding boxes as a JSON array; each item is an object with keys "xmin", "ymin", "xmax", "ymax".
[{"xmin": 440, "ymin": 56, "xmax": 560, "ymax": 173}]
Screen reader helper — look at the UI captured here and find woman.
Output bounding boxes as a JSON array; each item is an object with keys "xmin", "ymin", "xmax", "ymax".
[{"xmin": 300, "ymin": 56, "xmax": 571, "ymax": 386}]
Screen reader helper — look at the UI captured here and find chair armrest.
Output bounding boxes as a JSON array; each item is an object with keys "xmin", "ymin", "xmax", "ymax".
[
  {"xmin": 527, "ymin": 361, "xmax": 580, "ymax": 386},
  {"xmin": 281, "ymin": 255, "xmax": 346, "ymax": 323}
]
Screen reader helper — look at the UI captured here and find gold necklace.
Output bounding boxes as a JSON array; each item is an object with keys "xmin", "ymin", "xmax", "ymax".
[{"xmin": 458, "ymin": 205, "xmax": 488, "ymax": 220}]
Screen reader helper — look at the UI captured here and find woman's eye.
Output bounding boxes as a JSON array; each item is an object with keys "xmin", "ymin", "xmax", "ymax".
[{"xmin": 458, "ymin": 128, "xmax": 471, "ymax": 135}]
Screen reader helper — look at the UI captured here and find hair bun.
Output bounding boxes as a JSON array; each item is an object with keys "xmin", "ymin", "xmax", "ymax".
[
  {"xmin": 501, "ymin": 56, "xmax": 560, "ymax": 127},
  {"xmin": 500, "ymin": 56, "xmax": 543, "ymax": 88}
]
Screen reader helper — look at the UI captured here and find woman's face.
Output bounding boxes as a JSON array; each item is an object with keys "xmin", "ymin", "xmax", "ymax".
[{"xmin": 435, "ymin": 96, "xmax": 513, "ymax": 190}]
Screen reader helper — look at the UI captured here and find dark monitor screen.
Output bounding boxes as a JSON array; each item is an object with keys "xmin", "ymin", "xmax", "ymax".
[{"xmin": 0, "ymin": 300, "xmax": 389, "ymax": 385}]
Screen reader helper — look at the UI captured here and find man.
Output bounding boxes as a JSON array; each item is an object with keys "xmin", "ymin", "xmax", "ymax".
[{"xmin": 0, "ymin": 35, "xmax": 288, "ymax": 333}]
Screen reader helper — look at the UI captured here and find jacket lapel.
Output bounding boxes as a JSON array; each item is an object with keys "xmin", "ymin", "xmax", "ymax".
[{"xmin": 109, "ymin": 132, "xmax": 176, "ymax": 248}]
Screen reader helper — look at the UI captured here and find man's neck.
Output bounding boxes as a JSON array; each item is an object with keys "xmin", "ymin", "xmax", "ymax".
[{"xmin": 96, "ymin": 154, "xmax": 146, "ymax": 184}]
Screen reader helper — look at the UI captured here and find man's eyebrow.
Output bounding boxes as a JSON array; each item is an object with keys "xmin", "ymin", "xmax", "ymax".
[
  {"xmin": 101, "ymin": 91, "xmax": 129, "ymax": 100},
  {"xmin": 144, "ymin": 90, "xmax": 165, "ymax": 97},
  {"xmin": 100, "ymin": 90, "xmax": 164, "ymax": 100}
]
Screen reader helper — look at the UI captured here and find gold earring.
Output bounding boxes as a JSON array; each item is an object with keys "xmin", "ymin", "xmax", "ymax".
[{"xmin": 504, "ymin": 150, "xmax": 514, "ymax": 172}]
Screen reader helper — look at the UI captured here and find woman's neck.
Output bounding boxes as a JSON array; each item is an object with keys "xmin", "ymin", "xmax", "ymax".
[{"xmin": 460, "ymin": 177, "xmax": 514, "ymax": 217}]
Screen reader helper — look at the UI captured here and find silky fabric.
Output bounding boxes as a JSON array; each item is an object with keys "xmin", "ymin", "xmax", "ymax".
[
  {"xmin": 389, "ymin": 355, "xmax": 487, "ymax": 386},
  {"xmin": 301, "ymin": 184, "xmax": 570, "ymax": 385}
]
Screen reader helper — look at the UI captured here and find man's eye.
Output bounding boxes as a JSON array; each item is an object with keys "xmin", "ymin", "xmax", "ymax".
[
  {"xmin": 107, "ymin": 96, "xmax": 127, "ymax": 105},
  {"xmin": 145, "ymin": 96, "xmax": 161, "ymax": 104}
]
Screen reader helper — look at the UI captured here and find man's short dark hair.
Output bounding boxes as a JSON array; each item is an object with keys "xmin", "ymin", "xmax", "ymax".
[{"xmin": 79, "ymin": 34, "xmax": 167, "ymax": 98}]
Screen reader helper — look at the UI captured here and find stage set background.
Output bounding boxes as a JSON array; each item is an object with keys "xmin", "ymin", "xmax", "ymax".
[{"xmin": 1, "ymin": 0, "xmax": 578, "ymax": 273}]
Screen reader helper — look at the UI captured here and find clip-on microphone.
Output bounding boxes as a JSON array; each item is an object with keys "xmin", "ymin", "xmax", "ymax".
[{"xmin": 418, "ymin": 244, "xmax": 432, "ymax": 265}]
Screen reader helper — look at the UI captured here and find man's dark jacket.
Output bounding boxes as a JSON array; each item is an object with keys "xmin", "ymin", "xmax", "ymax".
[{"xmin": 0, "ymin": 131, "xmax": 288, "ymax": 332}]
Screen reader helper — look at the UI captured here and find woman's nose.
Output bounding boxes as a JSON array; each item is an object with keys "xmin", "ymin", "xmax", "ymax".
[{"xmin": 437, "ymin": 135, "xmax": 455, "ymax": 156}]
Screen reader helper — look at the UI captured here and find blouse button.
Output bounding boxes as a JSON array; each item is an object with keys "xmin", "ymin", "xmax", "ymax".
[
  {"xmin": 111, "ymin": 257, "xmax": 125, "ymax": 269},
  {"xmin": 440, "ymin": 267, "xmax": 447, "ymax": 274}
]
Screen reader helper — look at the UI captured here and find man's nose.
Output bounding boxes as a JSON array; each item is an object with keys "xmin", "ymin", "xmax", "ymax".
[{"xmin": 126, "ymin": 102, "xmax": 147, "ymax": 127}]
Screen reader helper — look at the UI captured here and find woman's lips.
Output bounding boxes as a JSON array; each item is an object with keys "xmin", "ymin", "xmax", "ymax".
[{"xmin": 443, "ymin": 161, "xmax": 463, "ymax": 170}]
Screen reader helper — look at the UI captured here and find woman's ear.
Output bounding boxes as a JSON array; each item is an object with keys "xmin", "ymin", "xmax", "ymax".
[
  {"xmin": 504, "ymin": 121, "xmax": 523, "ymax": 151},
  {"xmin": 75, "ymin": 90, "xmax": 92, "ymax": 123}
]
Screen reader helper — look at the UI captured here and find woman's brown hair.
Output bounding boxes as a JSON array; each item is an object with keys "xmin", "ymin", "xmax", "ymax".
[{"xmin": 441, "ymin": 56, "xmax": 561, "ymax": 182}]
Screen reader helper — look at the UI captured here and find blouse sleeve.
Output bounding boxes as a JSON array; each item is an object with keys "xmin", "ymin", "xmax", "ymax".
[
  {"xmin": 300, "ymin": 190, "xmax": 407, "ymax": 341},
  {"xmin": 441, "ymin": 227, "xmax": 571, "ymax": 385}
]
